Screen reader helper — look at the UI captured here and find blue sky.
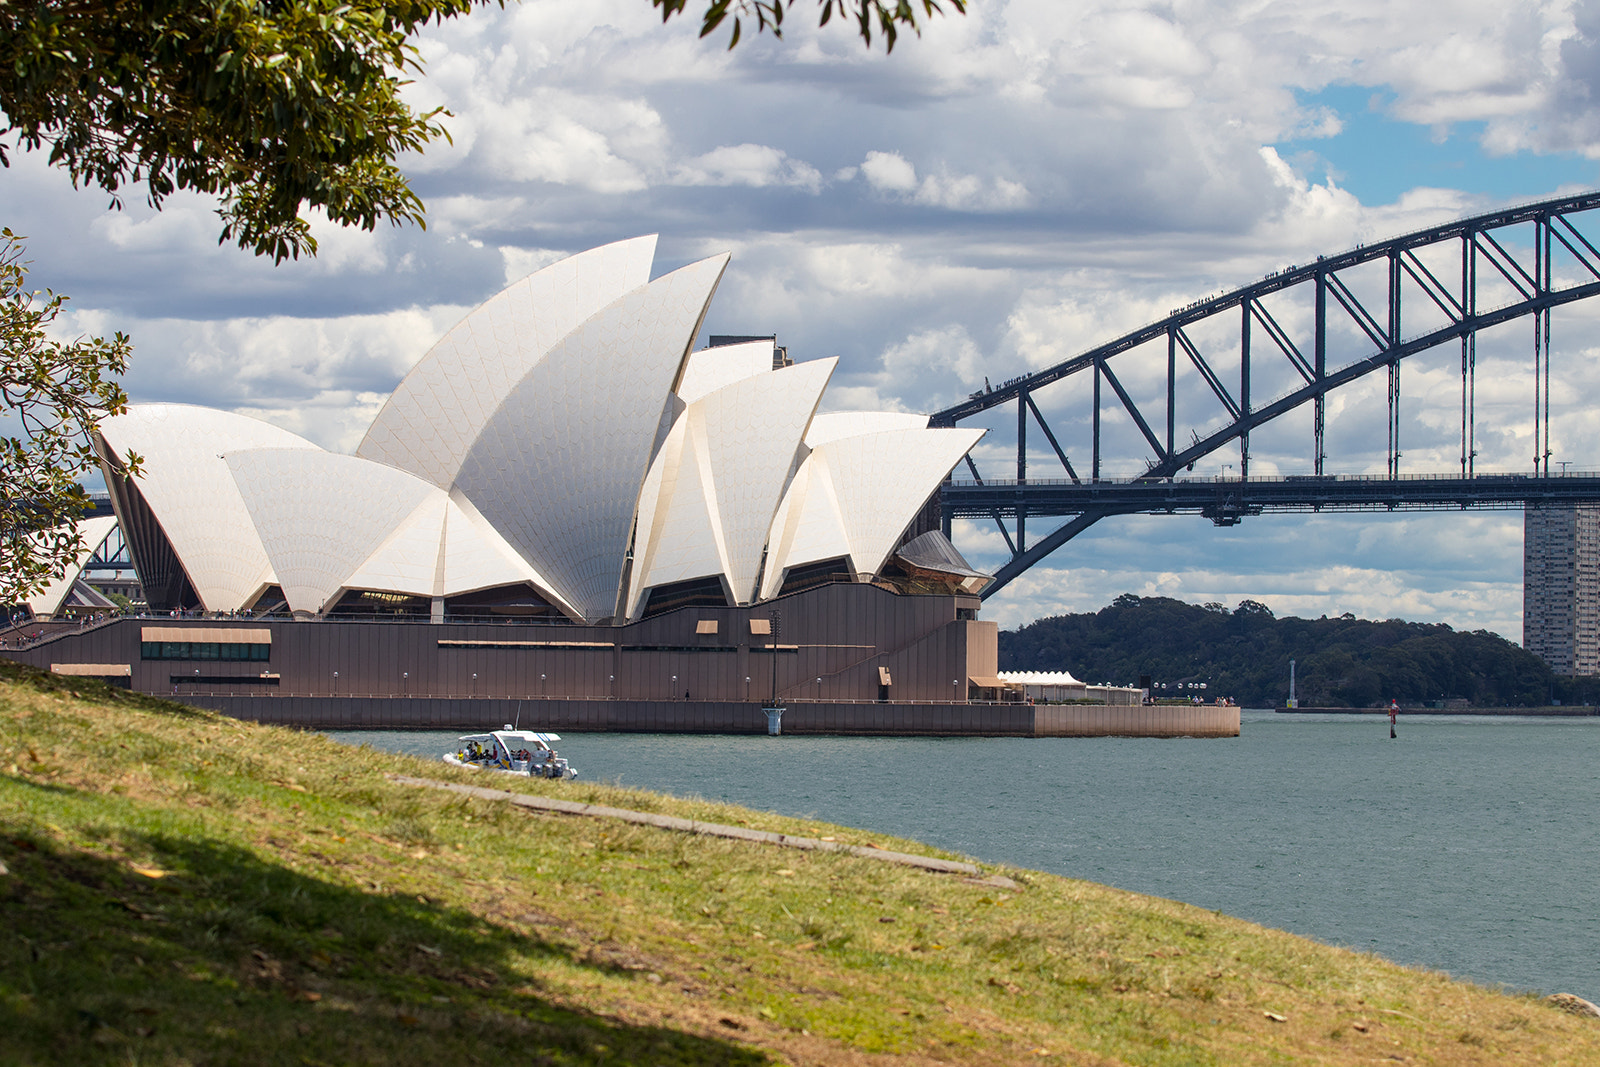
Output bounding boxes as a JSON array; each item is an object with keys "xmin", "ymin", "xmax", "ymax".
[
  {"xmin": 1283, "ymin": 85, "xmax": 1600, "ymax": 204},
  {"xmin": 13, "ymin": 0, "xmax": 1600, "ymax": 641}
]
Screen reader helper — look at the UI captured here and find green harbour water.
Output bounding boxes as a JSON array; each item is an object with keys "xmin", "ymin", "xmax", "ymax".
[{"xmin": 330, "ymin": 710, "xmax": 1600, "ymax": 1002}]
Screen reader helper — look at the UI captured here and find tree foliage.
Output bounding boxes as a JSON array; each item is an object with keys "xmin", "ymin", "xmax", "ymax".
[
  {"xmin": 0, "ymin": 0, "xmax": 497, "ymax": 263},
  {"xmin": 1, "ymin": 1, "xmax": 967, "ymax": 263},
  {"xmin": 999, "ymin": 595, "xmax": 1581, "ymax": 709},
  {"xmin": 0, "ymin": 229, "xmax": 136, "ymax": 605},
  {"xmin": 654, "ymin": 0, "xmax": 965, "ymax": 51}
]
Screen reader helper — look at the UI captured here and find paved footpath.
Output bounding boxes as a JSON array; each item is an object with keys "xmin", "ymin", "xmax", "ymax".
[{"xmin": 388, "ymin": 773, "xmax": 1017, "ymax": 884}]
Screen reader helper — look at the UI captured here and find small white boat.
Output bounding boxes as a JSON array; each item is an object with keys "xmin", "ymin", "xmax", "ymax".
[{"xmin": 444, "ymin": 727, "xmax": 576, "ymax": 779}]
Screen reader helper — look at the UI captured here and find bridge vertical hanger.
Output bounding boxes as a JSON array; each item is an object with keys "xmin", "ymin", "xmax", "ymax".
[
  {"xmin": 1464, "ymin": 232, "xmax": 1474, "ymax": 477},
  {"xmin": 1240, "ymin": 299, "xmax": 1251, "ymax": 478},
  {"xmin": 1166, "ymin": 328, "xmax": 1177, "ymax": 464},
  {"xmin": 1387, "ymin": 365, "xmax": 1400, "ymax": 479},
  {"xmin": 1536, "ymin": 300, "xmax": 1548, "ymax": 470},
  {"xmin": 963, "ymin": 453, "xmax": 1015, "ymax": 557},
  {"xmin": 1092, "ymin": 359, "xmax": 1102, "ymax": 482},
  {"xmin": 1534, "ymin": 215, "xmax": 1543, "ymax": 474},
  {"xmin": 1535, "ymin": 215, "xmax": 1553, "ymax": 476},
  {"xmin": 1314, "ymin": 265, "xmax": 1327, "ymax": 476},
  {"xmin": 1387, "ymin": 249, "xmax": 1402, "ymax": 480},
  {"xmin": 1016, "ymin": 387, "xmax": 1027, "ymax": 552}
]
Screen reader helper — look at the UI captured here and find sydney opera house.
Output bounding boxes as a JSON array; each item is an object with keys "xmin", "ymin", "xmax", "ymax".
[{"xmin": 7, "ymin": 237, "xmax": 1047, "ymax": 733}]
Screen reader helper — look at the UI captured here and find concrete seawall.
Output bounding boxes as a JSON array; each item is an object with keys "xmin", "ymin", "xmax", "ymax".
[
  {"xmin": 1277, "ymin": 705, "xmax": 1598, "ymax": 716},
  {"xmin": 1034, "ymin": 702, "xmax": 1239, "ymax": 737},
  {"xmin": 173, "ymin": 694, "xmax": 1240, "ymax": 738}
]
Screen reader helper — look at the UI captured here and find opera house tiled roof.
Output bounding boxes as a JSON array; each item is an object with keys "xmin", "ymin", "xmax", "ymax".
[{"xmin": 94, "ymin": 238, "xmax": 986, "ymax": 623}]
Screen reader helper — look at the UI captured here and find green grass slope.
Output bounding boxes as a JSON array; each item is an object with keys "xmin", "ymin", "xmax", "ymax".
[{"xmin": 2, "ymin": 661, "xmax": 1596, "ymax": 1065}]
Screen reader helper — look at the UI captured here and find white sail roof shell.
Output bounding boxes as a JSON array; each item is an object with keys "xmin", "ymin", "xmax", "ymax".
[
  {"xmin": 356, "ymin": 235, "xmax": 658, "ymax": 489},
  {"xmin": 440, "ymin": 491, "xmax": 560, "ymax": 600},
  {"xmin": 25, "ymin": 515, "xmax": 118, "ymax": 617},
  {"xmin": 705, "ymin": 358, "xmax": 834, "ymax": 601},
  {"xmin": 340, "ymin": 492, "xmax": 450, "ymax": 598},
  {"xmin": 805, "ymin": 410, "xmax": 929, "ymax": 447},
  {"xmin": 759, "ymin": 456, "xmax": 846, "ymax": 600},
  {"xmin": 761, "ymin": 426, "xmax": 984, "ymax": 599},
  {"xmin": 453, "ymin": 253, "xmax": 730, "ymax": 622},
  {"xmin": 342, "ymin": 490, "xmax": 556, "ymax": 604},
  {"xmin": 95, "ymin": 404, "xmax": 321, "ymax": 611},
  {"xmin": 675, "ymin": 339, "xmax": 775, "ymax": 403},
  {"xmin": 92, "ymin": 242, "xmax": 989, "ymax": 625},
  {"xmin": 625, "ymin": 418, "xmax": 724, "ymax": 617},
  {"xmin": 620, "ymin": 341, "xmax": 781, "ymax": 613},
  {"xmin": 822, "ymin": 427, "xmax": 984, "ymax": 576},
  {"xmin": 227, "ymin": 450, "xmax": 563, "ymax": 614},
  {"xmin": 227, "ymin": 450, "xmax": 436, "ymax": 613},
  {"xmin": 628, "ymin": 358, "xmax": 834, "ymax": 616}
]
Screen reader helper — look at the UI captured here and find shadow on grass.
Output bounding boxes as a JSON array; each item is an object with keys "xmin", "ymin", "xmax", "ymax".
[{"xmin": 0, "ymin": 805, "xmax": 772, "ymax": 1066}]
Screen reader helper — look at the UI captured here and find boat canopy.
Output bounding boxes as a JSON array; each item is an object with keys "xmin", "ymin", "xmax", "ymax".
[
  {"xmin": 455, "ymin": 731, "xmax": 562, "ymax": 753},
  {"xmin": 456, "ymin": 732, "xmax": 561, "ymax": 743}
]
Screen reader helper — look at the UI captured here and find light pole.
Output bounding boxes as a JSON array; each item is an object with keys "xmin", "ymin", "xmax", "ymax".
[
  {"xmin": 952, "ymin": 678, "xmax": 959, "ymax": 704},
  {"xmin": 768, "ymin": 609, "xmax": 781, "ymax": 706},
  {"xmin": 540, "ymin": 672, "xmax": 546, "ymax": 701},
  {"xmin": 816, "ymin": 676, "xmax": 822, "ymax": 700},
  {"xmin": 472, "ymin": 671, "xmax": 477, "ymax": 699},
  {"xmin": 608, "ymin": 673, "xmax": 615, "ymax": 699},
  {"xmin": 745, "ymin": 675, "xmax": 751, "ymax": 702},
  {"xmin": 332, "ymin": 670, "xmax": 338, "ymax": 696},
  {"xmin": 671, "ymin": 674, "xmax": 678, "ymax": 700},
  {"xmin": 402, "ymin": 671, "xmax": 408, "ymax": 697}
]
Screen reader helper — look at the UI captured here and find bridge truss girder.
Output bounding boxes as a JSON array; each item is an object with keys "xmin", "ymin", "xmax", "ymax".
[
  {"xmin": 931, "ymin": 191, "xmax": 1600, "ymax": 598},
  {"xmin": 81, "ymin": 523, "xmax": 132, "ymax": 574}
]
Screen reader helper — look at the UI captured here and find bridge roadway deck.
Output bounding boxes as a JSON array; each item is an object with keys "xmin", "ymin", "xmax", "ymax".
[{"xmin": 943, "ymin": 472, "xmax": 1600, "ymax": 520}]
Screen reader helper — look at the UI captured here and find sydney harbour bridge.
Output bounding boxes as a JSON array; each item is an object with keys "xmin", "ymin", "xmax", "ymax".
[{"xmin": 934, "ymin": 190, "xmax": 1600, "ymax": 598}]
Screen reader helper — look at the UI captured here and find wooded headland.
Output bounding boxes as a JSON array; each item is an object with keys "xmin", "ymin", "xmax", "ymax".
[{"xmin": 999, "ymin": 595, "xmax": 1600, "ymax": 709}]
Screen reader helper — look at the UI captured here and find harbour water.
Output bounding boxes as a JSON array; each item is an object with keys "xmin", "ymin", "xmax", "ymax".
[{"xmin": 330, "ymin": 710, "xmax": 1600, "ymax": 1002}]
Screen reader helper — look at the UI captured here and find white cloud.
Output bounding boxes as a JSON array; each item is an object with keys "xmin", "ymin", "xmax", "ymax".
[
  {"xmin": 826, "ymin": 324, "xmax": 990, "ymax": 413},
  {"xmin": 860, "ymin": 150, "xmax": 919, "ymax": 193},
  {"xmin": 857, "ymin": 150, "xmax": 1031, "ymax": 210},
  {"xmin": 499, "ymin": 245, "xmax": 572, "ymax": 287},
  {"xmin": 671, "ymin": 144, "xmax": 823, "ymax": 191},
  {"xmin": 471, "ymin": 89, "xmax": 663, "ymax": 192},
  {"xmin": 53, "ymin": 305, "xmax": 464, "ymax": 452}
]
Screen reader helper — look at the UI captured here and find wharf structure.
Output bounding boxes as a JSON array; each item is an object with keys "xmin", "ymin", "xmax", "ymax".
[
  {"xmin": 6, "ymin": 237, "xmax": 1235, "ymax": 738},
  {"xmin": 1524, "ymin": 504, "xmax": 1600, "ymax": 676}
]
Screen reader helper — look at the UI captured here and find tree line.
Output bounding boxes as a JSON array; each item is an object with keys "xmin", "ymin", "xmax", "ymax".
[{"xmin": 998, "ymin": 594, "xmax": 1600, "ymax": 708}]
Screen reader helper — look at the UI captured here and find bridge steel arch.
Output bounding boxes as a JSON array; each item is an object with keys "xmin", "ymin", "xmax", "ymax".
[{"xmin": 930, "ymin": 190, "xmax": 1600, "ymax": 598}]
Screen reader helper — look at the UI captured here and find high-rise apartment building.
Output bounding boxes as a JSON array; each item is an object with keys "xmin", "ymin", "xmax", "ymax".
[{"xmin": 1523, "ymin": 504, "xmax": 1600, "ymax": 676}]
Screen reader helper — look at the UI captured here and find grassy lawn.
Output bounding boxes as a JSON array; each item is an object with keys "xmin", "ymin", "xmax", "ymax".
[{"xmin": 1, "ymin": 660, "xmax": 1596, "ymax": 1065}]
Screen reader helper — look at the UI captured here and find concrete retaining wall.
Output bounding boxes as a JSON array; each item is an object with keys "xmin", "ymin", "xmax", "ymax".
[
  {"xmin": 173, "ymin": 694, "xmax": 1239, "ymax": 738},
  {"xmin": 1033, "ymin": 702, "xmax": 1239, "ymax": 738}
]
